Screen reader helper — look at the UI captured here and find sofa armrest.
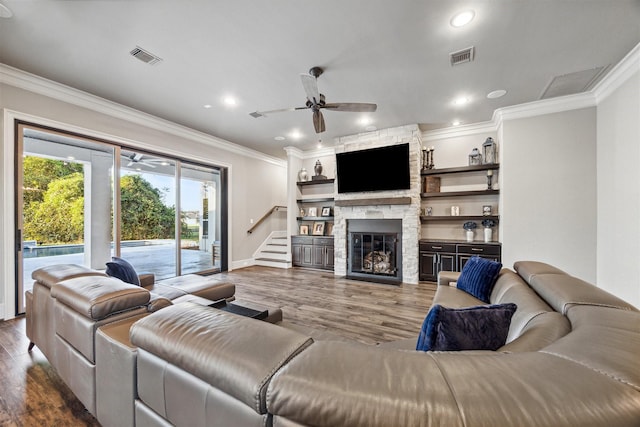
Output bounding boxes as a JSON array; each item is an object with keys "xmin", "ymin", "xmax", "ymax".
[
  {"xmin": 139, "ymin": 273, "xmax": 155, "ymax": 287},
  {"xmin": 438, "ymin": 271, "xmax": 460, "ymax": 286}
]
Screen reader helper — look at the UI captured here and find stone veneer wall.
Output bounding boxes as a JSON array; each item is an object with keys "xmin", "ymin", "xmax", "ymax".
[{"xmin": 333, "ymin": 124, "xmax": 422, "ymax": 284}]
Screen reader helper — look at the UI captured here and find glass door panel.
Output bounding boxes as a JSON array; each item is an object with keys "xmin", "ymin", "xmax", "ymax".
[
  {"xmin": 119, "ymin": 150, "xmax": 176, "ymax": 280},
  {"xmin": 180, "ymin": 163, "xmax": 221, "ymax": 274},
  {"xmin": 18, "ymin": 126, "xmax": 115, "ymax": 314}
]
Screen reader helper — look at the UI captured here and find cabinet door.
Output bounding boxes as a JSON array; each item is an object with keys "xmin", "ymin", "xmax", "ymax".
[
  {"xmin": 324, "ymin": 245, "xmax": 334, "ymax": 269},
  {"xmin": 312, "ymin": 245, "xmax": 325, "ymax": 268},
  {"xmin": 440, "ymin": 253, "xmax": 456, "ymax": 273},
  {"xmin": 302, "ymin": 245, "xmax": 313, "ymax": 266},
  {"xmin": 419, "ymin": 252, "xmax": 437, "ymax": 281},
  {"xmin": 292, "ymin": 244, "xmax": 302, "ymax": 266}
]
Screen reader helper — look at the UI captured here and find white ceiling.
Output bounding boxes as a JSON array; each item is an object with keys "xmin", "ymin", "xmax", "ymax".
[{"xmin": 1, "ymin": 1, "xmax": 639, "ymax": 159}]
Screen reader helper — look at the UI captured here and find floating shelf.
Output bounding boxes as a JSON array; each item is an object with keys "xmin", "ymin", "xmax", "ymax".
[
  {"xmin": 297, "ymin": 178, "xmax": 335, "ymax": 186},
  {"xmin": 420, "ymin": 215, "xmax": 500, "ymax": 222},
  {"xmin": 296, "ymin": 216, "xmax": 334, "ymax": 221},
  {"xmin": 296, "ymin": 197, "xmax": 335, "ymax": 203},
  {"xmin": 334, "ymin": 197, "xmax": 412, "ymax": 207},
  {"xmin": 421, "ymin": 189, "xmax": 499, "ymax": 198},
  {"xmin": 421, "ymin": 164, "xmax": 500, "ymax": 176}
]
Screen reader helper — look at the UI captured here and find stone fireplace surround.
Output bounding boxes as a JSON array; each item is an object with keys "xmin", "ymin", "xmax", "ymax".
[{"xmin": 333, "ymin": 125, "xmax": 422, "ymax": 284}]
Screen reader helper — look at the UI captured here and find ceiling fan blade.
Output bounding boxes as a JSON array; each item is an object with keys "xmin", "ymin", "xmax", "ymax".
[
  {"xmin": 323, "ymin": 102, "xmax": 377, "ymax": 112},
  {"xmin": 300, "ymin": 74, "xmax": 321, "ymax": 104},
  {"xmin": 250, "ymin": 106, "xmax": 307, "ymax": 118},
  {"xmin": 313, "ymin": 110, "xmax": 326, "ymax": 134}
]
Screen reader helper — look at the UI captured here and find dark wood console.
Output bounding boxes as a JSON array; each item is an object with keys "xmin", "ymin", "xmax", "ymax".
[{"xmin": 419, "ymin": 240, "xmax": 501, "ymax": 282}]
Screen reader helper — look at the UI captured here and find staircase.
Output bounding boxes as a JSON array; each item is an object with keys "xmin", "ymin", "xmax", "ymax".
[{"xmin": 254, "ymin": 231, "xmax": 290, "ymax": 268}]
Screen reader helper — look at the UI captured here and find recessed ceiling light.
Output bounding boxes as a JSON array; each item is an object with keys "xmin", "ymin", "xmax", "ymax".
[
  {"xmin": 274, "ymin": 136, "xmax": 285, "ymax": 141},
  {"xmin": 453, "ymin": 96, "xmax": 470, "ymax": 106},
  {"xmin": 160, "ymin": 161, "xmax": 169, "ymax": 166},
  {"xmin": 452, "ymin": 120, "xmax": 461, "ymax": 126},
  {"xmin": 203, "ymin": 104, "xmax": 212, "ymax": 109},
  {"xmin": 358, "ymin": 116, "xmax": 372, "ymax": 126},
  {"xmin": 222, "ymin": 96, "xmax": 237, "ymax": 107},
  {"xmin": 450, "ymin": 10, "xmax": 475, "ymax": 27},
  {"xmin": 0, "ymin": 3, "xmax": 13, "ymax": 18},
  {"xmin": 289, "ymin": 130, "xmax": 303, "ymax": 140},
  {"xmin": 487, "ymin": 89, "xmax": 507, "ymax": 99}
]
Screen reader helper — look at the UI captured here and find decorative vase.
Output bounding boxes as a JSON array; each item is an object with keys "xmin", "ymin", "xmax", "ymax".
[
  {"xmin": 484, "ymin": 227, "xmax": 492, "ymax": 242},
  {"xmin": 466, "ymin": 230, "xmax": 474, "ymax": 242},
  {"xmin": 314, "ymin": 160, "xmax": 323, "ymax": 176},
  {"xmin": 298, "ymin": 167, "xmax": 308, "ymax": 182}
]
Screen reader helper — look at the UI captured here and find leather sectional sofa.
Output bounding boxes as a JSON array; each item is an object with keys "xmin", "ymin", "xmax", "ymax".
[{"xmin": 26, "ymin": 261, "xmax": 640, "ymax": 426}]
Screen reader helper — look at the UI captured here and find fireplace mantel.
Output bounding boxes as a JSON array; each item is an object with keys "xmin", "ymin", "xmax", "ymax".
[{"xmin": 334, "ymin": 197, "xmax": 412, "ymax": 207}]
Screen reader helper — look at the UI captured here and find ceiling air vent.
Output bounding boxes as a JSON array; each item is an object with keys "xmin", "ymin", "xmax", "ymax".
[
  {"xmin": 450, "ymin": 46, "xmax": 475, "ymax": 66},
  {"xmin": 130, "ymin": 46, "xmax": 162, "ymax": 65},
  {"xmin": 540, "ymin": 66, "xmax": 608, "ymax": 99}
]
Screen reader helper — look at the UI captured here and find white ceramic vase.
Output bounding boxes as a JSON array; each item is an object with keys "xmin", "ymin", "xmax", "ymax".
[
  {"xmin": 484, "ymin": 227, "xmax": 492, "ymax": 242},
  {"xmin": 298, "ymin": 168, "xmax": 308, "ymax": 182}
]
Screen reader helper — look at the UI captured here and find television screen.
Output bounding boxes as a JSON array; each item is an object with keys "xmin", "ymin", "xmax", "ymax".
[{"xmin": 336, "ymin": 143, "xmax": 410, "ymax": 193}]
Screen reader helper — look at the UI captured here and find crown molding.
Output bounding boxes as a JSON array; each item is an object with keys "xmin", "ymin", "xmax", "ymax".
[
  {"xmin": 592, "ymin": 41, "xmax": 640, "ymax": 103},
  {"xmin": 493, "ymin": 91, "xmax": 596, "ymax": 125},
  {"xmin": 0, "ymin": 63, "xmax": 285, "ymax": 167},
  {"xmin": 422, "ymin": 120, "xmax": 497, "ymax": 141}
]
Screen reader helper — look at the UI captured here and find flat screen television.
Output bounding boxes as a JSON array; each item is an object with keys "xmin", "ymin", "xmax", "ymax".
[{"xmin": 336, "ymin": 143, "xmax": 410, "ymax": 193}]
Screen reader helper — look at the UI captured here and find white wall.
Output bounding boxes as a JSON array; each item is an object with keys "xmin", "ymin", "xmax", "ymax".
[
  {"xmin": 596, "ymin": 69, "xmax": 640, "ymax": 307},
  {"xmin": 0, "ymin": 77, "xmax": 286, "ymax": 318},
  {"xmin": 501, "ymin": 108, "xmax": 597, "ymax": 282}
]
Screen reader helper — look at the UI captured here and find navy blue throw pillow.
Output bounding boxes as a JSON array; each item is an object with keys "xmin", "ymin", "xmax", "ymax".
[
  {"xmin": 105, "ymin": 256, "xmax": 140, "ymax": 286},
  {"xmin": 456, "ymin": 256, "xmax": 502, "ymax": 303},
  {"xmin": 416, "ymin": 303, "xmax": 517, "ymax": 352}
]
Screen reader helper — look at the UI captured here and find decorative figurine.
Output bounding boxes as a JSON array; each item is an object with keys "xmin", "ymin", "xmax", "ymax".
[
  {"xmin": 312, "ymin": 160, "xmax": 327, "ymax": 180},
  {"xmin": 487, "ymin": 169, "xmax": 494, "ymax": 189}
]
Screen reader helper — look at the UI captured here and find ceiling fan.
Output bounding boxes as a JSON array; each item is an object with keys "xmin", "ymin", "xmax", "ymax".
[
  {"xmin": 250, "ymin": 66, "xmax": 377, "ymax": 134},
  {"xmin": 123, "ymin": 153, "xmax": 167, "ymax": 168}
]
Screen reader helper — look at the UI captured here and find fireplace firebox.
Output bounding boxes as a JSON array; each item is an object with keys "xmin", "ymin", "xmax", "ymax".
[{"xmin": 347, "ymin": 219, "xmax": 402, "ymax": 284}]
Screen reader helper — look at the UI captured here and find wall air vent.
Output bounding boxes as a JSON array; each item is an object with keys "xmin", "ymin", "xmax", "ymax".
[
  {"xmin": 450, "ymin": 46, "xmax": 475, "ymax": 66},
  {"xmin": 129, "ymin": 46, "xmax": 163, "ymax": 65}
]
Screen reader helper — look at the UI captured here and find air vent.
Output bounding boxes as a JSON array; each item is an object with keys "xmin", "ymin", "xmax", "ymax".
[
  {"xmin": 450, "ymin": 46, "xmax": 475, "ymax": 66},
  {"xmin": 540, "ymin": 66, "xmax": 608, "ymax": 99},
  {"xmin": 129, "ymin": 46, "xmax": 162, "ymax": 65}
]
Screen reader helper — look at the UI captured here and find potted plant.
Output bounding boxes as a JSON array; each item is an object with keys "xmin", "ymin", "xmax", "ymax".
[
  {"xmin": 482, "ymin": 219, "xmax": 496, "ymax": 242},
  {"xmin": 463, "ymin": 221, "xmax": 477, "ymax": 242}
]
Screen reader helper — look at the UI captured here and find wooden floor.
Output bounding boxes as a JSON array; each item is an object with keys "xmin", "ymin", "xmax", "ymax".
[{"xmin": 0, "ymin": 266, "xmax": 436, "ymax": 426}]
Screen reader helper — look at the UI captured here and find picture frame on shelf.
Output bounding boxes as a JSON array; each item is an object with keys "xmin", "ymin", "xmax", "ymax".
[
  {"xmin": 307, "ymin": 207, "xmax": 318, "ymax": 217},
  {"xmin": 312, "ymin": 221, "xmax": 325, "ymax": 236},
  {"xmin": 326, "ymin": 222, "xmax": 334, "ymax": 236},
  {"xmin": 321, "ymin": 206, "xmax": 332, "ymax": 217},
  {"xmin": 483, "ymin": 205, "xmax": 492, "ymax": 216},
  {"xmin": 299, "ymin": 224, "xmax": 309, "ymax": 235}
]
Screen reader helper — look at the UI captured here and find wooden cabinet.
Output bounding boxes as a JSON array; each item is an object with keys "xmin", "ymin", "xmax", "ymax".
[
  {"xmin": 292, "ymin": 236, "xmax": 334, "ymax": 270},
  {"xmin": 419, "ymin": 240, "xmax": 501, "ymax": 282},
  {"xmin": 419, "ymin": 242, "xmax": 457, "ymax": 281}
]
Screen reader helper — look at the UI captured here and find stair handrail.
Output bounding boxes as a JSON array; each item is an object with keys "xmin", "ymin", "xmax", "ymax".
[{"xmin": 247, "ymin": 205, "xmax": 287, "ymax": 234}]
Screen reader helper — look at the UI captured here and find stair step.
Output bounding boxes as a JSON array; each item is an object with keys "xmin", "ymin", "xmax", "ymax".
[
  {"xmin": 255, "ymin": 257, "xmax": 288, "ymax": 263},
  {"xmin": 267, "ymin": 243, "xmax": 287, "ymax": 247},
  {"xmin": 262, "ymin": 250, "xmax": 287, "ymax": 254}
]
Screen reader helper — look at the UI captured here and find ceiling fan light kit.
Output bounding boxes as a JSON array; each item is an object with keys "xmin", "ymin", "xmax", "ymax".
[{"xmin": 250, "ymin": 66, "xmax": 377, "ymax": 135}]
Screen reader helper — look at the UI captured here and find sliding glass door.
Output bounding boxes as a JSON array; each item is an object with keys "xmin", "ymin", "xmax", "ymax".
[{"xmin": 15, "ymin": 124, "xmax": 227, "ymax": 315}]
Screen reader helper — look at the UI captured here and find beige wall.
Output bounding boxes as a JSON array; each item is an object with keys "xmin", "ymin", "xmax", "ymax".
[
  {"xmin": 500, "ymin": 108, "xmax": 598, "ymax": 282},
  {"xmin": 597, "ymin": 69, "xmax": 640, "ymax": 307},
  {"xmin": 1, "ymin": 81, "xmax": 286, "ymax": 316}
]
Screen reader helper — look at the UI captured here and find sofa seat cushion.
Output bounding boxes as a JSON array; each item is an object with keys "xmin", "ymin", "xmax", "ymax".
[
  {"xmin": 130, "ymin": 303, "xmax": 312, "ymax": 414},
  {"xmin": 52, "ymin": 276, "xmax": 150, "ymax": 320},
  {"xmin": 155, "ymin": 274, "xmax": 236, "ymax": 301},
  {"xmin": 417, "ymin": 303, "xmax": 517, "ymax": 351},
  {"xmin": 32, "ymin": 264, "xmax": 106, "ymax": 289}
]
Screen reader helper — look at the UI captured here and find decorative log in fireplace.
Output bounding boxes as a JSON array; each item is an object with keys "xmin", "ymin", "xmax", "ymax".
[{"xmin": 347, "ymin": 219, "xmax": 402, "ymax": 284}]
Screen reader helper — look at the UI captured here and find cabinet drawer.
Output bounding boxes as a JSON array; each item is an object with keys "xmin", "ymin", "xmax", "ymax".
[
  {"xmin": 457, "ymin": 244, "xmax": 501, "ymax": 256},
  {"xmin": 419, "ymin": 242, "xmax": 456, "ymax": 253},
  {"xmin": 313, "ymin": 237, "xmax": 334, "ymax": 246},
  {"xmin": 291, "ymin": 236, "xmax": 313, "ymax": 245}
]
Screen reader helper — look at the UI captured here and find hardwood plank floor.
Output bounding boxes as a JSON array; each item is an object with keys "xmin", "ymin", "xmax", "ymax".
[{"xmin": 0, "ymin": 266, "xmax": 436, "ymax": 426}]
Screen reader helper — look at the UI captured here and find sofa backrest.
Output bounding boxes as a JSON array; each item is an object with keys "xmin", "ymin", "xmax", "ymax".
[{"xmin": 489, "ymin": 269, "xmax": 571, "ymax": 351}]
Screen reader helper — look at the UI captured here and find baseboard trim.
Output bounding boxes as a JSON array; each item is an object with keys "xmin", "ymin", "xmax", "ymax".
[{"xmin": 230, "ymin": 258, "xmax": 256, "ymax": 271}]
